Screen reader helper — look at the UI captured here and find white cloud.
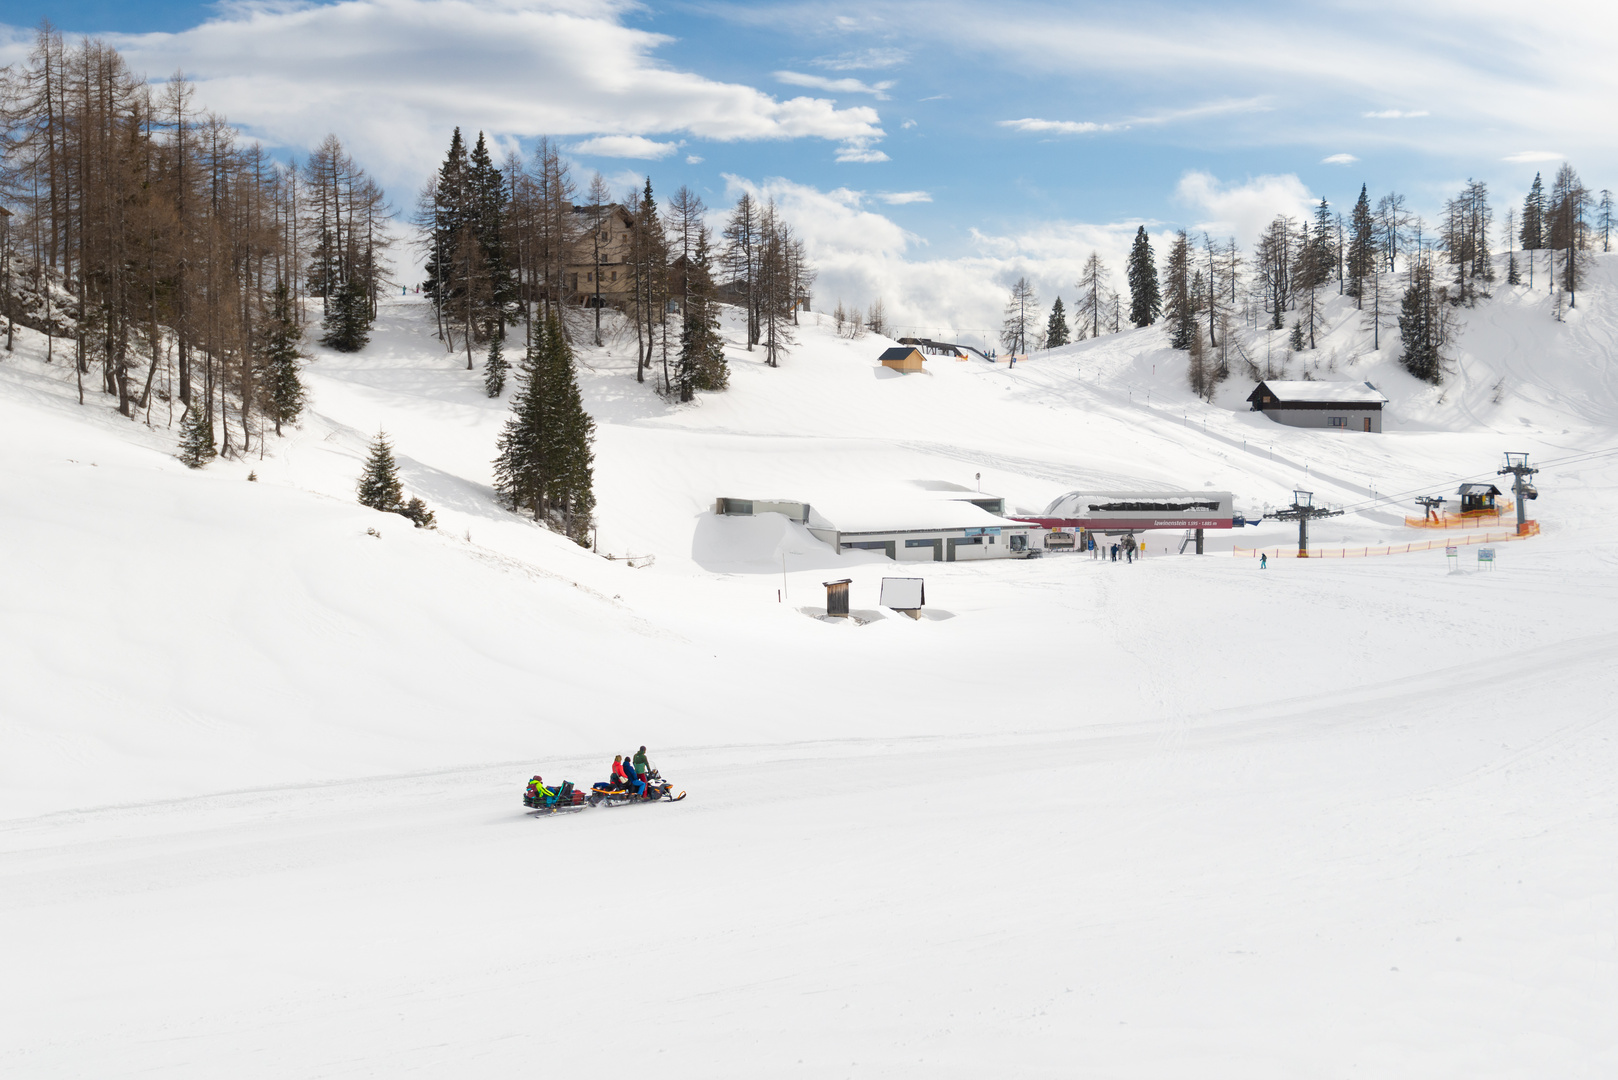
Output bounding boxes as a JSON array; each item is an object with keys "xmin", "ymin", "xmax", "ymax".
[
  {"xmin": 999, "ymin": 118, "xmax": 1111, "ymax": 135},
  {"xmin": 999, "ymin": 100, "xmax": 1264, "ymax": 139},
  {"xmin": 776, "ymin": 71, "xmax": 895, "ymax": 99},
  {"xmin": 75, "ymin": 0, "xmax": 886, "ymax": 195},
  {"xmin": 1363, "ymin": 109, "xmax": 1430, "ymax": 119},
  {"xmin": 1322, "ymin": 153, "xmax": 1359, "ymax": 165},
  {"xmin": 814, "ymin": 47, "xmax": 908, "ymax": 71},
  {"xmin": 570, "ymin": 135, "xmax": 678, "ymax": 159},
  {"xmin": 1174, "ymin": 171, "xmax": 1315, "ymax": 245},
  {"xmin": 836, "ymin": 138, "xmax": 891, "ymax": 163},
  {"xmin": 878, "ymin": 191, "xmax": 932, "ymax": 205},
  {"xmin": 686, "ymin": 154, "xmax": 705, "ymax": 164},
  {"xmin": 901, "ymin": 119, "xmax": 917, "ymax": 129},
  {"xmin": 1502, "ymin": 150, "xmax": 1563, "ymax": 163}
]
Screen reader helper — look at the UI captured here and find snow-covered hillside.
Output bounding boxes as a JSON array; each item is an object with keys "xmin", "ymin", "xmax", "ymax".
[{"xmin": 2, "ymin": 262, "xmax": 1615, "ymax": 1076}]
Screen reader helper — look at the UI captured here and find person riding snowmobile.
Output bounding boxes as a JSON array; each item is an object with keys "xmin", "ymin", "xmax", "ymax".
[
  {"xmin": 622, "ymin": 754, "xmax": 648, "ymax": 798},
  {"xmin": 633, "ymin": 746, "xmax": 653, "ymax": 779},
  {"xmin": 527, "ymin": 776, "xmax": 555, "ymax": 804}
]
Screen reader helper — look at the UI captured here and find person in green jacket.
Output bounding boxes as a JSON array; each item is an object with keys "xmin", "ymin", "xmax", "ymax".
[{"xmin": 632, "ymin": 746, "xmax": 652, "ymax": 778}]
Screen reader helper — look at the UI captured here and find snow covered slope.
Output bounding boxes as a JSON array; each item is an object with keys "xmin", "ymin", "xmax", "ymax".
[{"xmin": 2, "ymin": 260, "xmax": 1615, "ymax": 1075}]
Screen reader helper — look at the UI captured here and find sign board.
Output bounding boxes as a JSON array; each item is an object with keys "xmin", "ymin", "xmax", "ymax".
[
  {"xmin": 879, "ymin": 577, "xmax": 925, "ymax": 610},
  {"xmin": 1478, "ymin": 548, "xmax": 1495, "ymax": 562},
  {"xmin": 1445, "ymin": 545, "xmax": 1458, "ymax": 557}
]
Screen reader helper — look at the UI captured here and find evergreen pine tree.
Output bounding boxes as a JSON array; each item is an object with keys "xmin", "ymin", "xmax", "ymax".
[
  {"xmin": 1289, "ymin": 320, "xmax": 1306, "ymax": 351},
  {"xmin": 680, "ymin": 230, "xmax": 728, "ymax": 397},
  {"xmin": 551, "ymin": 324, "xmax": 597, "ymax": 546},
  {"xmin": 484, "ymin": 331, "xmax": 508, "ymax": 397},
  {"xmin": 322, "ymin": 275, "xmax": 372, "ymax": 352},
  {"xmin": 1126, "ymin": 226, "xmax": 1161, "ymax": 327},
  {"xmin": 494, "ymin": 331, "xmax": 550, "ymax": 519},
  {"xmin": 424, "ymin": 128, "xmax": 471, "ymax": 310},
  {"xmin": 1520, "ymin": 173, "xmax": 1545, "ymax": 251},
  {"xmin": 357, "ymin": 431, "xmax": 405, "ymax": 512},
  {"xmin": 1162, "ymin": 230, "xmax": 1193, "ymax": 350},
  {"xmin": 257, "ymin": 278, "xmax": 306, "ymax": 435},
  {"xmin": 468, "ymin": 132, "xmax": 516, "ymax": 324},
  {"xmin": 1347, "ymin": 185, "xmax": 1375, "ymax": 305},
  {"xmin": 493, "ymin": 315, "xmax": 596, "ymax": 545},
  {"xmin": 402, "ymin": 497, "xmax": 437, "ymax": 529},
  {"xmin": 1044, "ymin": 297, "xmax": 1070, "ymax": 347},
  {"xmin": 1398, "ymin": 259, "xmax": 1443, "ymax": 384},
  {"xmin": 177, "ymin": 403, "xmax": 217, "ymax": 468}
]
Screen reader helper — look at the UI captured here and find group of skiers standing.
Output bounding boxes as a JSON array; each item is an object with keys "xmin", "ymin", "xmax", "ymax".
[{"xmin": 1083, "ymin": 531, "xmax": 1141, "ymax": 564}]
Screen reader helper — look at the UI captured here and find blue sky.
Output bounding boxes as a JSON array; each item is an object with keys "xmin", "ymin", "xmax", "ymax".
[{"xmin": 6, "ymin": 0, "xmax": 1614, "ymax": 332}]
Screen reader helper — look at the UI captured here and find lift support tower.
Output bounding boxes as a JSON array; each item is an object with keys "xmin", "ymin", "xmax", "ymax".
[
  {"xmin": 1498, "ymin": 453, "xmax": 1538, "ymax": 533},
  {"xmin": 1265, "ymin": 489, "xmax": 1343, "ymax": 557}
]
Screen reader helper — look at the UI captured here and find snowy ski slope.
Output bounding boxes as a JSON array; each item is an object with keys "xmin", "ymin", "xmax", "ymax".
[{"xmin": 2, "ymin": 259, "xmax": 1615, "ymax": 1076}]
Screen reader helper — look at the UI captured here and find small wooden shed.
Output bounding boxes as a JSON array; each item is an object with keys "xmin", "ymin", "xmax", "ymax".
[
  {"xmin": 878, "ymin": 346, "xmax": 926, "ymax": 372},
  {"xmin": 823, "ymin": 578, "xmax": 852, "ymax": 617}
]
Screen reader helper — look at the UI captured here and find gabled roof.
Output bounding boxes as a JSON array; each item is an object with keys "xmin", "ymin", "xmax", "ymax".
[
  {"xmin": 879, "ymin": 347, "xmax": 923, "ymax": 362},
  {"xmin": 1247, "ymin": 380, "xmax": 1388, "ymax": 404},
  {"xmin": 1458, "ymin": 483, "xmax": 1502, "ymax": 496}
]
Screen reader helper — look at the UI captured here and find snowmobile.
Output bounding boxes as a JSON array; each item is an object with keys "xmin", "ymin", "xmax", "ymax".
[
  {"xmin": 586, "ymin": 773, "xmax": 686, "ymax": 808},
  {"xmin": 523, "ymin": 778, "xmax": 587, "ymax": 815}
]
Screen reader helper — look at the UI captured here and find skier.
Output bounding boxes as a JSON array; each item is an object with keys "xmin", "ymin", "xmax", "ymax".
[
  {"xmin": 1260, "ymin": 553, "xmax": 1268, "ymax": 569},
  {"xmin": 1124, "ymin": 536, "xmax": 1135, "ymax": 564}
]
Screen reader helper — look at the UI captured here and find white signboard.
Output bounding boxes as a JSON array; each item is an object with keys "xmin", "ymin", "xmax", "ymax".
[{"xmin": 880, "ymin": 577, "xmax": 926, "ymax": 610}]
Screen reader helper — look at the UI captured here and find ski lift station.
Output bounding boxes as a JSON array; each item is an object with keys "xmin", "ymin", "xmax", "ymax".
[
  {"xmin": 1247, "ymin": 380, "xmax": 1388, "ymax": 432},
  {"xmin": 1016, "ymin": 491, "xmax": 1237, "ymax": 551},
  {"xmin": 714, "ymin": 481, "xmax": 1041, "ymax": 562}
]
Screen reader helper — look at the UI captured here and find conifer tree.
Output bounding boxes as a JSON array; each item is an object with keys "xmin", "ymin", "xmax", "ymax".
[
  {"xmin": 1126, "ymin": 226, "xmax": 1161, "ymax": 327},
  {"xmin": 177, "ymin": 404, "xmax": 217, "ymax": 468},
  {"xmin": 321, "ymin": 275, "xmax": 372, "ymax": 352},
  {"xmin": 1346, "ymin": 185, "xmax": 1375, "ymax": 306},
  {"xmin": 468, "ymin": 132, "xmax": 516, "ymax": 323},
  {"xmin": 493, "ymin": 315, "xmax": 595, "ymax": 545},
  {"xmin": 484, "ymin": 331, "xmax": 508, "ymax": 397},
  {"xmin": 257, "ymin": 279, "xmax": 306, "ymax": 435},
  {"xmin": 1161, "ymin": 230, "xmax": 1193, "ymax": 350},
  {"xmin": 1398, "ymin": 259, "xmax": 1444, "ymax": 384},
  {"xmin": 1044, "ymin": 297, "xmax": 1070, "ymax": 348},
  {"xmin": 679, "ymin": 230, "xmax": 728, "ymax": 397},
  {"xmin": 357, "ymin": 431, "xmax": 405, "ymax": 512}
]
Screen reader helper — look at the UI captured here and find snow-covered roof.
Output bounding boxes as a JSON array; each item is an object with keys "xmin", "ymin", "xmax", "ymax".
[
  {"xmin": 816, "ymin": 495, "xmax": 1018, "ymax": 534},
  {"xmin": 1248, "ymin": 380, "xmax": 1388, "ymax": 404}
]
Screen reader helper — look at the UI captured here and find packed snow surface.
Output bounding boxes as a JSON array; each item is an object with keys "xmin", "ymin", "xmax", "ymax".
[{"xmin": 3, "ymin": 261, "xmax": 1616, "ymax": 1076}]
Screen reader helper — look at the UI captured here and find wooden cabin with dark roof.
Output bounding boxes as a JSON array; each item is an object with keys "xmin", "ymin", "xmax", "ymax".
[{"xmin": 878, "ymin": 346, "xmax": 927, "ymax": 373}]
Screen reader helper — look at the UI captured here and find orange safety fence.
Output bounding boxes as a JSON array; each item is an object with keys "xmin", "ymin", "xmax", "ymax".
[
  {"xmin": 1235, "ymin": 521, "xmax": 1538, "ymax": 559},
  {"xmin": 1404, "ymin": 500, "xmax": 1515, "ymax": 529}
]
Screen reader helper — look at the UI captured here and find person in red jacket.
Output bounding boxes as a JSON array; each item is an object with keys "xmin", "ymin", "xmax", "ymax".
[{"xmin": 610, "ymin": 754, "xmax": 627, "ymax": 787}]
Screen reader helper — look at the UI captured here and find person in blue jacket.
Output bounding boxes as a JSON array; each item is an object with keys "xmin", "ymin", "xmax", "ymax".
[{"xmin": 622, "ymin": 753, "xmax": 647, "ymax": 798}]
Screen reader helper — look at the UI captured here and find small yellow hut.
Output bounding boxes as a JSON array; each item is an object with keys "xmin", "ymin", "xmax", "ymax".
[{"xmin": 878, "ymin": 346, "xmax": 927, "ymax": 372}]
